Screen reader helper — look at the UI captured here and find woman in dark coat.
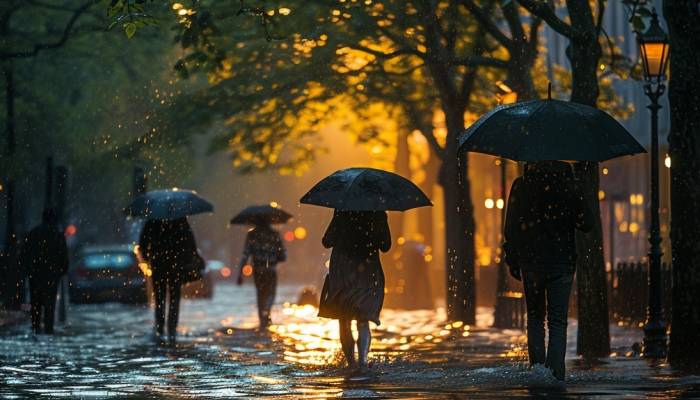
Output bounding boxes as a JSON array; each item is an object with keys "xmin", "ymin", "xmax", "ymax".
[
  {"xmin": 319, "ymin": 210, "xmax": 391, "ymax": 369},
  {"xmin": 139, "ymin": 217, "xmax": 198, "ymax": 343},
  {"xmin": 504, "ymin": 161, "xmax": 593, "ymax": 381},
  {"xmin": 236, "ymin": 222, "xmax": 286, "ymax": 329}
]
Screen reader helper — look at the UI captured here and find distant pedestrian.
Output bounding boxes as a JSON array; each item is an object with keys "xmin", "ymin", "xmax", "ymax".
[
  {"xmin": 20, "ymin": 209, "xmax": 69, "ymax": 335},
  {"xmin": 236, "ymin": 222, "xmax": 286, "ymax": 330},
  {"xmin": 504, "ymin": 161, "xmax": 594, "ymax": 381},
  {"xmin": 319, "ymin": 210, "xmax": 391, "ymax": 370},
  {"xmin": 139, "ymin": 217, "xmax": 198, "ymax": 343}
]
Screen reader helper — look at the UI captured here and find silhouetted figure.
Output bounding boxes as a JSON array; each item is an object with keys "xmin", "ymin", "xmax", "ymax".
[
  {"xmin": 236, "ymin": 223, "xmax": 286, "ymax": 329},
  {"xmin": 319, "ymin": 210, "xmax": 391, "ymax": 369},
  {"xmin": 20, "ymin": 209, "xmax": 68, "ymax": 334},
  {"xmin": 139, "ymin": 217, "xmax": 198, "ymax": 343},
  {"xmin": 504, "ymin": 161, "xmax": 594, "ymax": 381}
]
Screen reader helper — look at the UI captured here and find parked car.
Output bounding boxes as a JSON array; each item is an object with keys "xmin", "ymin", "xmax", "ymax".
[{"xmin": 69, "ymin": 245, "xmax": 148, "ymax": 304}]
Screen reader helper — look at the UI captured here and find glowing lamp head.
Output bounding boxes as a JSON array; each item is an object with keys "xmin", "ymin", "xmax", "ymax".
[{"xmin": 638, "ymin": 9, "xmax": 669, "ymax": 83}]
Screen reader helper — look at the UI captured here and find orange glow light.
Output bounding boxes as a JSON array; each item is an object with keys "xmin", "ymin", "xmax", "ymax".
[
  {"xmin": 284, "ymin": 231, "xmax": 295, "ymax": 242},
  {"xmin": 64, "ymin": 224, "xmax": 77, "ymax": 237},
  {"xmin": 242, "ymin": 264, "xmax": 253, "ymax": 277},
  {"xmin": 221, "ymin": 267, "xmax": 232, "ymax": 278}
]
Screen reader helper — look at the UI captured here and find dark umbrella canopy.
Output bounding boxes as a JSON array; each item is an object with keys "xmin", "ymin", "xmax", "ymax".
[
  {"xmin": 300, "ymin": 167, "xmax": 432, "ymax": 211},
  {"xmin": 125, "ymin": 189, "xmax": 213, "ymax": 220},
  {"xmin": 458, "ymin": 99, "xmax": 646, "ymax": 162},
  {"xmin": 230, "ymin": 205, "xmax": 292, "ymax": 225}
]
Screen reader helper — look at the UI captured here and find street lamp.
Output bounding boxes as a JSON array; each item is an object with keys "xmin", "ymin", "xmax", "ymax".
[
  {"xmin": 637, "ymin": 8, "xmax": 670, "ymax": 359},
  {"xmin": 493, "ymin": 81, "xmax": 517, "ymax": 329}
]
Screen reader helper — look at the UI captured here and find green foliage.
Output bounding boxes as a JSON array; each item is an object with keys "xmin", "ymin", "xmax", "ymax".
[
  {"xmin": 1, "ymin": 1, "xmax": 198, "ymax": 231},
  {"xmin": 107, "ymin": 0, "xmax": 161, "ymax": 38}
]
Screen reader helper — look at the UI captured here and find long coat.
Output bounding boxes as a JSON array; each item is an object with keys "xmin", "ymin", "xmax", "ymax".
[
  {"xmin": 318, "ymin": 211, "xmax": 391, "ymax": 325},
  {"xmin": 20, "ymin": 223, "xmax": 69, "ymax": 287},
  {"xmin": 504, "ymin": 161, "xmax": 594, "ymax": 272},
  {"xmin": 139, "ymin": 218, "xmax": 197, "ymax": 283}
]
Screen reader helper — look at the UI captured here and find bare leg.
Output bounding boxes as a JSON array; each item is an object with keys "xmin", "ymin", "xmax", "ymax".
[
  {"xmin": 338, "ymin": 319, "xmax": 356, "ymax": 367},
  {"xmin": 357, "ymin": 320, "xmax": 371, "ymax": 368}
]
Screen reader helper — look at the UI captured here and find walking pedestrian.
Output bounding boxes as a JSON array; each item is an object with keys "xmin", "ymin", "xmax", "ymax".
[
  {"xmin": 139, "ymin": 217, "xmax": 199, "ymax": 344},
  {"xmin": 504, "ymin": 161, "xmax": 594, "ymax": 381},
  {"xmin": 20, "ymin": 209, "xmax": 69, "ymax": 335},
  {"xmin": 236, "ymin": 222, "xmax": 286, "ymax": 330},
  {"xmin": 318, "ymin": 210, "xmax": 391, "ymax": 370}
]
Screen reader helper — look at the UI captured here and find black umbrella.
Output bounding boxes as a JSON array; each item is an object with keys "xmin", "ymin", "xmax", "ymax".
[
  {"xmin": 125, "ymin": 189, "xmax": 213, "ymax": 220},
  {"xmin": 458, "ymin": 99, "xmax": 646, "ymax": 162},
  {"xmin": 300, "ymin": 167, "xmax": 432, "ymax": 211},
  {"xmin": 230, "ymin": 204, "xmax": 292, "ymax": 225}
]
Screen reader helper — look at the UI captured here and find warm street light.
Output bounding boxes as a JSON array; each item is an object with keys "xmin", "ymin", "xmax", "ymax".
[
  {"xmin": 637, "ymin": 8, "xmax": 670, "ymax": 359},
  {"xmin": 493, "ymin": 82, "xmax": 517, "ymax": 329}
]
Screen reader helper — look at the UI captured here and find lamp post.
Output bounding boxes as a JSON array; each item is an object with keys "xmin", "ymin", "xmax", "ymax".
[
  {"xmin": 637, "ymin": 8, "xmax": 670, "ymax": 359},
  {"xmin": 493, "ymin": 82, "xmax": 517, "ymax": 328}
]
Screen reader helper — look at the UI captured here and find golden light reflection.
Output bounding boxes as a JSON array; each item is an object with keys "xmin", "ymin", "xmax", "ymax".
[{"xmin": 265, "ymin": 304, "xmax": 515, "ymax": 368}]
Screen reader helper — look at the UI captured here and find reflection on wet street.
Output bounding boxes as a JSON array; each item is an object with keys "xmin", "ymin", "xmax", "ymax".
[{"xmin": 1, "ymin": 285, "xmax": 699, "ymax": 399}]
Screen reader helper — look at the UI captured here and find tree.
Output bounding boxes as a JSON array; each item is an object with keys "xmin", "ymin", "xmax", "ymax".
[
  {"xmin": 516, "ymin": 0, "xmax": 612, "ymax": 359},
  {"xmin": 663, "ymin": 0, "xmax": 700, "ymax": 373},
  {"xmin": 171, "ymin": 0, "xmax": 532, "ymax": 323},
  {"xmin": 1, "ymin": 0, "xmax": 101, "ymax": 306}
]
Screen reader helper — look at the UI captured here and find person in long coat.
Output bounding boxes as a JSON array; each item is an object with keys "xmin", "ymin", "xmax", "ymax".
[
  {"xmin": 236, "ymin": 222, "xmax": 286, "ymax": 329},
  {"xmin": 139, "ymin": 217, "xmax": 198, "ymax": 343},
  {"xmin": 20, "ymin": 209, "xmax": 69, "ymax": 334},
  {"xmin": 504, "ymin": 161, "xmax": 594, "ymax": 381},
  {"xmin": 319, "ymin": 210, "xmax": 391, "ymax": 369}
]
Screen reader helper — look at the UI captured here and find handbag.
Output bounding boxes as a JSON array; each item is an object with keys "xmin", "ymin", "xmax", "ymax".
[{"xmin": 182, "ymin": 251, "xmax": 206, "ymax": 283}]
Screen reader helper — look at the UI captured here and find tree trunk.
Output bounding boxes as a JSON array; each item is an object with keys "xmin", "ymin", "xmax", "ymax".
[
  {"xmin": 418, "ymin": 150, "xmax": 438, "ymax": 248},
  {"xmin": 389, "ymin": 130, "xmax": 412, "ymax": 241},
  {"xmin": 441, "ymin": 107, "xmax": 476, "ymax": 324},
  {"xmin": 664, "ymin": 0, "xmax": 700, "ymax": 372},
  {"xmin": 566, "ymin": 9, "xmax": 611, "ymax": 357}
]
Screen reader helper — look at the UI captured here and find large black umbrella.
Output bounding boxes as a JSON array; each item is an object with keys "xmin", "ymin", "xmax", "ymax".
[
  {"xmin": 230, "ymin": 204, "xmax": 292, "ymax": 225},
  {"xmin": 300, "ymin": 167, "xmax": 432, "ymax": 211},
  {"xmin": 458, "ymin": 99, "xmax": 646, "ymax": 162},
  {"xmin": 125, "ymin": 189, "xmax": 213, "ymax": 220}
]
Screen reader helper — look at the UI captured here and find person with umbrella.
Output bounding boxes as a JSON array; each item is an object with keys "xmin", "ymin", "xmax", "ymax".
[
  {"xmin": 128, "ymin": 189, "xmax": 212, "ymax": 344},
  {"xmin": 231, "ymin": 205, "xmax": 290, "ymax": 330},
  {"xmin": 504, "ymin": 161, "xmax": 593, "ymax": 380},
  {"xmin": 459, "ymin": 92, "xmax": 645, "ymax": 381},
  {"xmin": 301, "ymin": 167, "xmax": 431, "ymax": 370}
]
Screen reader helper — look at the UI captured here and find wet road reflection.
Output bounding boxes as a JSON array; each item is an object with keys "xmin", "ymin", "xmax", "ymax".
[{"xmin": 1, "ymin": 285, "xmax": 699, "ymax": 398}]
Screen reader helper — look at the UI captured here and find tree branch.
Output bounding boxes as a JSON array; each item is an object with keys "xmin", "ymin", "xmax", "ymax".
[
  {"xmin": 346, "ymin": 44, "xmax": 420, "ymax": 60},
  {"xmin": 595, "ymin": 0, "xmax": 606, "ymax": 37},
  {"xmin": 452, "ymin": 55, "xmax": 508, "ymax": 68},
  {"xmin": 0, "ymin": 0, "xmax": 99, "ymax": 61},
  {"xmin": 516, "ymin": 0, "xmax": 580, "ymax": 39},
  {"xmin": 461, "ymin": 0, "xmax": 513, "ymax": 49},
  {"xmin": 501, "ymin": 0, "xmax": 527, "ymax": 44}
]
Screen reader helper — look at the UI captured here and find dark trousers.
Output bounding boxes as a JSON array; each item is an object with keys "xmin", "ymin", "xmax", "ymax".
[
  {"xmin": 29, "ymin": 279, "xmax": 59, "ymax": 334},
  {"xmin": 153, "ymin": 279, "xmax": 181, "ymax": 337},
  {"xmin": 522, "ymin": 270, "xmax": 574, "ymax": 381},
  {"xmin": 253, "ymin": 268, "xmax": 277, "ymax": 328}
]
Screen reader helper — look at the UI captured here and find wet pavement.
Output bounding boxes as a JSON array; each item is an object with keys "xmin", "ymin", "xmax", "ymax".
[{"xmin": 1, "ymin": 284, "xmax": 699, "ymax": 399}]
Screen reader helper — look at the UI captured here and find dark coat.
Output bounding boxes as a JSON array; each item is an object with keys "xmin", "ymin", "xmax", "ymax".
[
  {"xmin": 20, "ymin": 223, "xmax": 69, "ymax": 286},
  {"xmin": 318, "ymin": 210, "xmax": 391, "ymax": 324},
  {"xmin": 239, "ymin": 225, "xmax": 286, "ymax": 270},
  {"xmin": 504, "ymin": 162, "xmax": 594, "ymax": 271},
  {"xmin": 139, "ymin": 218, "xmax": 198, "ymax": 283}
]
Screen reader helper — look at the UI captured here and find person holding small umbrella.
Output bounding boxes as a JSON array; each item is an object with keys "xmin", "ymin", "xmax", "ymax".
[
  {"xmin": 231, "ymin": 205, "xmax": 290, "ymax": 330},
  {"xmin": 127, "ymin": 189, "xmax": 211, "ymax": 344},
  {"xmin": 301, "ymin": 167, "xmax": 431, "ymax": 370}
]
